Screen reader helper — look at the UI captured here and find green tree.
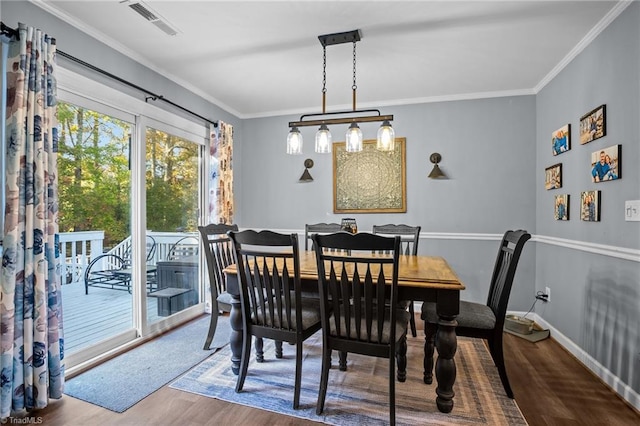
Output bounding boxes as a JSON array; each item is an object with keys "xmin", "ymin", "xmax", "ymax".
[
  {"xmin": 146, "ymin": 128, "xmax": 198, "ymax": 232},
  {"xmin": 57, "ymin": 102, "xmax": 200, "ymax": 249},
  {"xmin": 57, "ymin": 102, "xmax": 131, "ymax": 248}
]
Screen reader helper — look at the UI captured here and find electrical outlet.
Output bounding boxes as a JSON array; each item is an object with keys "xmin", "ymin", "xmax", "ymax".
[{"xmin": 544, "ymin": 286, "xmax": 551, "ymax": 302}]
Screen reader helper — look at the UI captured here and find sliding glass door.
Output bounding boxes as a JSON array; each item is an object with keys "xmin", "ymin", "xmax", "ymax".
[
  {"xmin": 57, "ymin": 96, "xmax": 138, "ymax": 364},
  {"xmin": 57, "ymin": 68, "xmax": 209, "ymax": 369},
  {"xmin": 144, "ymin": 120, "xmax": 202, "ymax": 326}
]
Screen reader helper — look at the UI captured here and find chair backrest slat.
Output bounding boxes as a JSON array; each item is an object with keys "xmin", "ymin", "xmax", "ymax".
[
  {"xmin": 198, "ymin": 223, "xmax": 239, "ymax": 297},
  {"xmin": 372, "ymin": 224, "xmax": 421, "ymax": 256},
  {"xmin": 486, "ymin": 230, "xmax": 531, "ymax": 326},
  {"xmin": 313, "ymin": 232, "xmax": 401, "ymax": 345},
  {"xmin": 305, "ymin": 223, "xmax": 344, "ymax": 251},
  {"xmin": 230, "ymin": 230, "xmax": 301, "ymax": 332}
]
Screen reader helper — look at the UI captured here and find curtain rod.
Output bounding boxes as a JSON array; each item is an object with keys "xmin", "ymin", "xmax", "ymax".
[
  {"xmin": 57, "ymin": 49, "xmax": 218, "ymax": 128},
  {"xmin": 2, "ymin": 21, "xmax": 217, "ymax": 128}
]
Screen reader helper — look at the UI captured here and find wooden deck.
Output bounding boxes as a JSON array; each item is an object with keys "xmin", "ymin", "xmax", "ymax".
[{"xmin": 61, "ymin": 281, "xmax": 164, "ymax": 354}]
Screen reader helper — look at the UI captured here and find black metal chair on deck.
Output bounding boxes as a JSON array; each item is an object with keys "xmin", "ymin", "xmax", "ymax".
[
  {"xmin": 228, "ymin": 229, "xmax": 322, "ymax": 409},
  {"xmin": 198, "ymin": 223, "xmax": 238, "ymax": 350},
  {"xmin": 166, "ymin": 235, "xmax": 199, "ymax": 260},
  {"xmin": 421, "ymin": 229, "xmax": 531, "ymax": 398},
  {"xmin": 312, "ymin": 232, "xmax": 408, "ymax": 426},
  {"xmin": 84, "ymin": 235, "xmax": 157, "ymax": 294},
  {"xmin": 373, "ymin": 224, "xmax": 421, "ymax": 337}
]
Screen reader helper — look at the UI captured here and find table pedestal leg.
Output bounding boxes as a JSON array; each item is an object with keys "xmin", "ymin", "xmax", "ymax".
[
  {"xmin": 435, "ymin": 314, "xmax": 457, "ymax": 413},
  {"xmin": 229, "ymin": 294, "xmax": 242, "ymax": 375}
]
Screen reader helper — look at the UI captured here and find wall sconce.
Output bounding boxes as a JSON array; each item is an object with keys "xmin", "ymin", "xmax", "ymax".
[
  {"xmin": 428, "ymin": 153, "xmax": 447, "ymax": 179},
  {"xmin": 299, "ymin": 159, "xmax": 314, "ymax": 182}
]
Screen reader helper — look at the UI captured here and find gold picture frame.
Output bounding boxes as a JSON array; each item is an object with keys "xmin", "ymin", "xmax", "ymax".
[{"xmin": 333, "ymin": 138, "xmax": 406, "ymax": 213}]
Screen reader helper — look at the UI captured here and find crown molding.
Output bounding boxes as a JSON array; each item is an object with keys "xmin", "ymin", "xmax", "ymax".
[{"xmin": 534, "ymin": 0, "xmax": 634, "ymax": 93}]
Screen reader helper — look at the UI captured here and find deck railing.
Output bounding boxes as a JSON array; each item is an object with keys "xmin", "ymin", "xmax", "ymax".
[{"xmin": 59, "ymin": 231, "xmax": 198, "ymax": 284}]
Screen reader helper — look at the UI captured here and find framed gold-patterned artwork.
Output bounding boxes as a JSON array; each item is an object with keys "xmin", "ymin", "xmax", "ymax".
[{"xmin": 333, "ymin": 137, "xmax": 406, "ymax": 213}]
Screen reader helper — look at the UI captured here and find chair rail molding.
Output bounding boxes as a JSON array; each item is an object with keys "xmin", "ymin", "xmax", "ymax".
[
  {"xmin": 253, "ymin": 229, "xmax": 640, "ymax": 263},
  {"xmin": 535, "ymin": 235, "xmax": 640, "ymax": 263}
]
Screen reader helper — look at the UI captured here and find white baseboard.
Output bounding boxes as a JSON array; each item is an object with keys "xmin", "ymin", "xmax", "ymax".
[{"xmin": 509, "ymin": 311, "xmax": 640, "ymax": 411}]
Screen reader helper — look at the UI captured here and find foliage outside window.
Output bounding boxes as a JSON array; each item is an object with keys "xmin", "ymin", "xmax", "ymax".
[
  {"xmin": 57, "ymin": 101, "xmax": 132, "ymax": 248},
  {"xmin": 57, "ymin": 102, "xmax": 199, "ymax": 249}
]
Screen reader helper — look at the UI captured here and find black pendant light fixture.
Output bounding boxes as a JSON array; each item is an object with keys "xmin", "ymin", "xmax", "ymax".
[{"xmin": 286, "ymin": 29, "xmax": 395, "ymax": 155}]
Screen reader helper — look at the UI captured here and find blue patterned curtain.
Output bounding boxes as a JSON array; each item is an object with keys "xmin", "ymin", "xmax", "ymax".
[{"xmin": 1, "ymin": 23, "xmax": 64, "ymax": 418}]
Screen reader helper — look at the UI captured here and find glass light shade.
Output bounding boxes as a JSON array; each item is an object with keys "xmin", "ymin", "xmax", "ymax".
[
  {"xmin": 315, "ymin": 124, "xmax": 332, "ymax": 153},
  {"xmin": 345, "ymin": 122, "xmax": 363, "ymax": 152},
  {"xmin": 286, "ymin": 127, "xmax": 303, "ymax": 155},
  {"xmin": 376, "ymin": 120, "xmax": 395, "ymax": 151}
]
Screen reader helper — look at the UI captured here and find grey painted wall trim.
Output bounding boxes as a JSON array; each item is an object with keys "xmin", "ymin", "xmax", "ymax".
[{"xmin": 536, "ymin": 235, "xmax": 640, "ymax": 263}]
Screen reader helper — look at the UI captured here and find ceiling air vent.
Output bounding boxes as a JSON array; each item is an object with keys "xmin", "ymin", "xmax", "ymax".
[{"xmin": 122, "ymin": 0, "xmax": 180, "ymax": 36}]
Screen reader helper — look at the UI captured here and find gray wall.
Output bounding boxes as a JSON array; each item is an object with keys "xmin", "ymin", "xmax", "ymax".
[
  {"xmin": 535, "ymin": 3, "xmax": 640, "ymax": 395},
  {"xmin": 239, "ymin": 97, "xmax": 537, "ymax": 310}
]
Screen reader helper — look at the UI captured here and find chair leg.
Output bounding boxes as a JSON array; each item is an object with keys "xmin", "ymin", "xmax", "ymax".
[
  {"xmin": 203, "ymin": 301, "xmax": 219, "ymax": 350},
  {"xmin": 396, "ymin": 335, "xmax": 407, "ymax": 382},
  {"xmin": 235, "ymin": 332, "xmax": 252, "ymax": 392},
  {"xmin": 338, "ymin": 350, "xmax": 348, "ymax": 371},
  {"xmin": 409, "ymin": 302, "xmax": 417, "ymax": 338},
  {"xmin": 423, "ymin": 322, "xmax": 437, "ymax": 384},
  {"xmin": 293, "ymin": 340, "xmax": 303, "ymax": 409},
  {"xmin": 316, "ymin": 347, "xmax": 331, "ymax": 415},
  {"xmin": 490, "ymin": 335, "xmax": 514, "ymax": 398},
  {"xmin": 389, "ymin": 352, "xmax": 396, "ymax": 426},
  {"xmin": 255, "ymin": 337, "xmax": 264, "ymax": 363}
]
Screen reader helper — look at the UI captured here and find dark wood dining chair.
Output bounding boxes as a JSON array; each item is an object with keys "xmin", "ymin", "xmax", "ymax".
[
  {"xmin": 373, "ymin": 224, "xmax": 421, "ymax": 337},
  {"xmin": 198, "ymin": 223, "xmax": 238, "ymax": 350},
  {"xmin": 421, "ymin": 229, "xmax": 531, "ymax": 398},
  {"xmin": 228, "ymin": 229, "xmax": 322, "ymax": 409},
  {"xmin": 304, "ymin": 222, "xmax": 343, "ymax": 251},
  {"xmin": 312, "ymin": 232, "xmax": 408, "ymax": 426}
]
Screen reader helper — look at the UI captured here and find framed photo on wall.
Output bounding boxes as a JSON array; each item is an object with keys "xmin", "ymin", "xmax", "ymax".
[
  {"xmin": 580, "ymin": 190, "xmax": 600, "ymax": 222},
  {"xmin": 552, "ymin": 124, "xmax": 570, "ymax": 155},
  {"xmin": 554, "ymin": 194, "xmax": 569, "ymax": 221},
  {"xmin": 591, "ymin": 144, "xmax": 621, "ymax": 183},
  {"xmin": 579, "ymin": 104, "xmax": 606, "ymax": 144},
  {"xmin": 544, "ymin": 163, "xmax": 562, "ymax": 190}
]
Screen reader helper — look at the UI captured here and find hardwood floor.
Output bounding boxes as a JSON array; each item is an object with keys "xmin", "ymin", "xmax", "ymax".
[{"xmin": 22, "ymin": 321, "xmax": 640, "ymax": 426}]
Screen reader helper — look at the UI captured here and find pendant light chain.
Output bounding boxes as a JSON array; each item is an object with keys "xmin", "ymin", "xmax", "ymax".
[
  {"xmin": 352, "ymin": 41, "xmax": 357, "ymax": 111},
  {"xmin": 352, "ymin": 41, "xmax": 357, "ymax": 91},
  {"xmin": 321, "ymin": 45, "xmax": 327, "ymax": 114}
]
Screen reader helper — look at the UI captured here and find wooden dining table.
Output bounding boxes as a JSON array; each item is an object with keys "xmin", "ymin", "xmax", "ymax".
[{"xmin": 224, "ymin": 251, "xmax": 465, "ymax": 413}]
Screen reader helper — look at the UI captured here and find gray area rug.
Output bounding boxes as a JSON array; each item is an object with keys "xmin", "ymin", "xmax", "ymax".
[
  {"xmin": 64, "ymin": 314, "xmax": 230, "ymax": 412},
  {"xmin": 170, "ymin": 332, "xmax": 527, "ymax": 425}
]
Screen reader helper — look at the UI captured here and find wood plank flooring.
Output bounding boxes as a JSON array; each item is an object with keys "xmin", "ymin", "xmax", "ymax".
[
  {"xmin": 18, "ymin": 318, "xmax": 640, "ymax": 426},
  {"xmin": 61, "ymin": 281, "xmax": 164, "ymax": 353}
]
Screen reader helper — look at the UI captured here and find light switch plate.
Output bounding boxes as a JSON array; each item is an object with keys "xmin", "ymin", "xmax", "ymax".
[{"xmin": 625, "ymin": 200, "xmax": 640, "ymax": 221}]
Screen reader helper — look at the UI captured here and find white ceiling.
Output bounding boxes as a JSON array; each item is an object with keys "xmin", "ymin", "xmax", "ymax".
[{"xmin": 36, "ymin": 1, "xmax": 625, "ymax": 119}]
